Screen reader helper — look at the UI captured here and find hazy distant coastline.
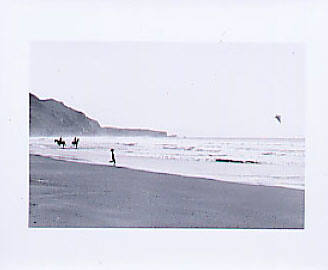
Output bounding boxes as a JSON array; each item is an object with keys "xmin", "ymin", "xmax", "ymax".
[{"xmin": 29, "ymin": 93, "xmax": 168, "ymax": 137}]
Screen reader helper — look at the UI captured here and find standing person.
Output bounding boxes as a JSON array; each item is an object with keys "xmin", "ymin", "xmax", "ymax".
[{"xmin": 109, "ymin": 148, "xmax": 116, "ymax": 166}]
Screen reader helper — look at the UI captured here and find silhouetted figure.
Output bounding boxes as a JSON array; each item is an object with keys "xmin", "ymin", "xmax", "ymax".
[
  {"xmin": 109, "ymin": 148, "xmax": 116, "ymax": 166},
  {"xmin": 54, "ymin": 137, "xmax": 66, "ymax": 148},
  {"xmin": 72, "ymin": 137, "xmax": 80, "ymax": 149}
]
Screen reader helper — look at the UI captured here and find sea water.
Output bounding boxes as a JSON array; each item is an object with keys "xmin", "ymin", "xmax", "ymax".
[{"xmin": 29, "ymin": 136, "xmax": 305, "ymax": 190}]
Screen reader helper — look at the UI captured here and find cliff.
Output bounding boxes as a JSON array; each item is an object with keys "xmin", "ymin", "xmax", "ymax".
[{"xmin": 29, "ymin": 93, "xmax": 167, "ymax": 137}]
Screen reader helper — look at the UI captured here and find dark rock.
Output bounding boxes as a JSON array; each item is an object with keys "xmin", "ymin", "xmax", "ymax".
[{"xmin": 215, "ymin": 158, "xmax": 259, "ymax": 164}]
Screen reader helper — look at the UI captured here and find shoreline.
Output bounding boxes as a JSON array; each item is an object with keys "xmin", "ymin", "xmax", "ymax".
[
  {"xmin": 29, "ymin": 154, "xmax": 304, "ymax": 228},
  {"xmin": 30, "ymin": 153, "xmax": 304, "ymax": 191}
]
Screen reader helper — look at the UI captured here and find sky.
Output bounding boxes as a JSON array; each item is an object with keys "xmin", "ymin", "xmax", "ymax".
[{"xmin": 30, "ymin": 41, "xmax": 305, "ymax": 138}]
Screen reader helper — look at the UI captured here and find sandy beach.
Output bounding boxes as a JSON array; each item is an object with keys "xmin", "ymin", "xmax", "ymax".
[{"xmin": 29, "ymin": 154, "xmax": 304, "ymax": 228}]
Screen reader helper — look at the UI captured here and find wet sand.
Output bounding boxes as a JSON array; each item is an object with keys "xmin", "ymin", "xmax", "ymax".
[{"xmin": 29, "ymin": 154, "xmax": 304, "ymax": 228}]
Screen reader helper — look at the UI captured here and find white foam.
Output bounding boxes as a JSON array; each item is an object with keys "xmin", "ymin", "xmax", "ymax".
[{"xmin": 29, "ymin": 136, "xmax": 305, "ymax": 190}]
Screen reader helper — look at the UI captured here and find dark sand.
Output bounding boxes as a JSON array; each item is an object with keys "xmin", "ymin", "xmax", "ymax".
[{"xmin": 29, "ymin": 154, "xmax": 304, "ymax": 228}]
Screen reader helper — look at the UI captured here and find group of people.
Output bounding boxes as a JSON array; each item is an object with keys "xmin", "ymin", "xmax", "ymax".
[
  {"xmin": 54, "ymin": 136, "xmax": 116, "ymax": 166},
  {"xmin": 54, "ymin": 136, "xmax": 80, "ymax": 149}
]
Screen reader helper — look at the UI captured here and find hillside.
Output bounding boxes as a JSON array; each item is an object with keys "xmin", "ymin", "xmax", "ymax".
[{"xmin": 29, "ymin": 93, "xmax": 167, "ymax": 137}]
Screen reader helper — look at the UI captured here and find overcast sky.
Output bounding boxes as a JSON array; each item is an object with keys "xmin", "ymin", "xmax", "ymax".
[{"xmin": 30, "ymin": 42, "xmax": 304, "ymax": 137}]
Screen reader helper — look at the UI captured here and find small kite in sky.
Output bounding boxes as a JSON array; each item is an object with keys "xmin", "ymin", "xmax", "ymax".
[{"xmin": 275, "ymin": 114, "xmax": 281, "ymax": 123}]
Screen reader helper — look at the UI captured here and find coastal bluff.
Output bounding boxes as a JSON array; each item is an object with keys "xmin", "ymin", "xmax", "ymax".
[{"xmin": 29, "ymin": 93, "xmax": 167, "ymax": 137}]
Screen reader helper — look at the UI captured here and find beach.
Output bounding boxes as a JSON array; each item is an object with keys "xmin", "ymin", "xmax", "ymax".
[
  {"xmin": 29, "ymin": 154, "xmax": 304, "ymax": 228},
  {"xmin": 29, "ymin": 136, "xmax": 305, "ymax": 190}
]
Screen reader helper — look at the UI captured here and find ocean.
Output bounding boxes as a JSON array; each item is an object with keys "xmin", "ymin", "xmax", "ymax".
[{"xmin": 29, "ymin": 136, "xmax": 305, "ymax": 190}]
